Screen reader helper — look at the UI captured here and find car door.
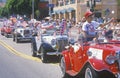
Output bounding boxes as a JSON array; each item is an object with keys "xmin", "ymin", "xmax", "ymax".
[{"xmin": 71, "ymin": 46, "xmax": 84, "ymax": 72}]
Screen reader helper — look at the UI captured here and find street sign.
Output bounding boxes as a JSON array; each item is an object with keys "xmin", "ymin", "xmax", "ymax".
[{"xmin": 47, "ymin": 4, "xmax": 54, "ymax": 8}]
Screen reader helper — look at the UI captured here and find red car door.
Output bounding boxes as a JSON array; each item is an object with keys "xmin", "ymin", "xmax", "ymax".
[{"xmin": 71, "ymin": 46, "xmax": 84, "ymax": 72}]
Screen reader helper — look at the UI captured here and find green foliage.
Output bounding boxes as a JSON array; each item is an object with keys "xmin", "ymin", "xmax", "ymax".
[
  {"xmin": 118, "ymin": 0, "xmax": 120, "ymax": 6},
  {"xmin": 0, "ymin": 0, "xmax": 40, "ymax": 18},
  {"xmin": 35, "ymin": 10, "xmax": 40, "ymax": 19}
]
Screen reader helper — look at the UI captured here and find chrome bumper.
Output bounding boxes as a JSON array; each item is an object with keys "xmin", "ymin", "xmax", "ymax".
[
  {"xmin": 46, "ymin": 52, "xmax": 62, "ymax": 55},
  {"xmin": 116, "ymin": 73, "xmax": 120, "ymax": 78}
]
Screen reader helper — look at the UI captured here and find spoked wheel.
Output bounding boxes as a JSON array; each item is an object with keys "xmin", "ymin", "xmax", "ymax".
[
  {"xmin": 40, "ymin": 47, "xmax": 48, "ymax": 63},
  {"xmin": 85, "ymin": 65, "xmax": 98, "ymax": 78},
  {"xmin": 60, "ymin": 57, "xmax": 71, "ymax": 78}
]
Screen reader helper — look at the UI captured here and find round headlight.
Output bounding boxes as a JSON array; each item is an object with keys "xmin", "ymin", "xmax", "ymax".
[
  {"xmin": 105, "ymin": 54, "xmax": 116, "ymax": 65},
  {"xmin": 51, "ymin": 39, "xmax": 56, "ymax": 45}
]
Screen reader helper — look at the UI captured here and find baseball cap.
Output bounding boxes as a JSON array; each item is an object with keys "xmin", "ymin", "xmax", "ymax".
[{"xmin": 84, "ymin": 11, "xmax": 94, "ymax": 18}]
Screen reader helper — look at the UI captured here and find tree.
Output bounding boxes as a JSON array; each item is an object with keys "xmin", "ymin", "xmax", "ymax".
[
  {"xmin": 117, "ymin": 0, "xmax": 120, "ymax": 6},
  {"xmin": 35, "ymin": 10, "xmax": 40, "ymax": 20},
  {"xmin": 4, "ymin": 0, "xmax": 39, "ymax": 18}
]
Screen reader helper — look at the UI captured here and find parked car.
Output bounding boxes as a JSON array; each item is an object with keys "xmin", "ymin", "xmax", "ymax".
[
  {"xmin": 31, "ymin": 28, "xmax": 69, "ymax": 63},
  {"xmin": 59, "ymin": 29, "xmax": 120, "ymax": 78},
  {"xmin": 13, "ymin": 26, "xmax": 33, "ymax": 43}
]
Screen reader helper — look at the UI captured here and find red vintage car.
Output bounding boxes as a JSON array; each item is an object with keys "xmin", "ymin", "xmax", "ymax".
[
  {"xmin": 1, "ymin": 25, "xmax": 6, "ymax": 35},
  {"xmin": 1, "ymin": 25, "xmax": 14, "ymax": 37},
  {"xmin": 60, "ymin": 30, "xmax": 120, "ymax": 78}
]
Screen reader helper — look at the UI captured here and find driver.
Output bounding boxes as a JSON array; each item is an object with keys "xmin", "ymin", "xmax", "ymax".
[
  {"xmin": 81, "ymin": 11, "xmax": 114, "ymax": 42},
  {"xmin": 104, "ymin": 30, "xmax": 113, "ymax": 42}
]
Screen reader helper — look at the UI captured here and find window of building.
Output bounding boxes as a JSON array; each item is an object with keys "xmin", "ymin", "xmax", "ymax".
[
  {"xmin": 40, "ymin": 0, "xmax": 48, "ymax": 1},
  {"xmin": 70, "ymin": 0, "xmax": 75, "ymax": 4},
  {"xmin": 65, "ymin": 0, "xmax": 69, "ymax": 5},
  {"xmin": 95, "ymin": 0, "xmax": 101, "ymax": 2},
  {"xmin": 77, "ymin": 0, "xmax": 80, "ymax": 3},
  {"xmin": 58, "ymin": 0, "xmax": 64, "ymax": 6},
  {"xmin": 80, "ymin": 0, "xmax": 84, "ymax": 3}
]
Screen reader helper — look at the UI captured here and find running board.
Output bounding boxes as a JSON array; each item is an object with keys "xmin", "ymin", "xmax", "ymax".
[
  {"xmin": 46, "ymin": 52, "xmax": 62, "ymax": 55},
  {"xmin": 66, "ymin": 70, "xmax": 78, "ymax": 76}
]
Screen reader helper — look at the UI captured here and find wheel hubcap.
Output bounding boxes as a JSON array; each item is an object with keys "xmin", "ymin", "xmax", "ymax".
[
  {"xmin": 85, "ymin": 68, "xmax": 92, "ymax": 78},
  {"xmin": 60, "ymin": 58, "xmax": 65, "ymax": 76}
]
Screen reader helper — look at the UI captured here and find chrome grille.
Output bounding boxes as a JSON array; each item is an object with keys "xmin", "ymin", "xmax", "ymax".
[
  {"xmin": 24, "ymin": 30, "xmax": 31, "ymax": 37},
  {"xmin": 56, "ymin": 37, "xmax": 68, "ymax": 52}
]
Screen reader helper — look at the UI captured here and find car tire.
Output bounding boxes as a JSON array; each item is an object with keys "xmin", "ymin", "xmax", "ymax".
[
  {"xmin": 13, "ymin": 35, "xmax": 15, "ymax": 41},
  {"xmin": 1, "ymin": 32, "xmax": 3, "ymax": 35},
  {"xmin": 60, "ymin": 57, "xmax": 72, "ymax": 78},
  {"xmin": 40, "ymin": 46, "xmax": 48, "ymax": 63},
  {"xmin": 31, "ymin": 41, "xmax": 37, "ymax": 57},
  {"xmin": 15, "ymin": 36, "xmax": 19, "ymax": 43},
  {"xmin": 85, "ymin": 65, "xmax": 98, "ymax": 78},
  {"xmin": 5, "ymin": 34, "xmax": 9, "ymax": 38}
]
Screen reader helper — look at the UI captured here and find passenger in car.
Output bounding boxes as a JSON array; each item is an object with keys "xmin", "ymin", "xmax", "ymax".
[
  {"xmin": 104, "ymin": 30, "xmax": 113, "ymax": 42},
  {"xmin": 81, "ymin": 11, "xmax": 114, "ymax": 42}
]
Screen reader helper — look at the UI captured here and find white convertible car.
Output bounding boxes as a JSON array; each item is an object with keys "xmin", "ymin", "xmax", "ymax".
[{"xmin": 31, "ymin": 28, "xmax": 69, "ymax": 63}]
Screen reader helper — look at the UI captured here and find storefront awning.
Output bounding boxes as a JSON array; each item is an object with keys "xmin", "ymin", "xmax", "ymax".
[
  {"xmin": 61, "ymin": 9, "xmax": 67, "ymax": 13},
  {"xmin": 53, "ymin": 10, "xmax": 61, "ymax": 14},
  {"xmin": 67, "ymin": 7, "xmax": 75, "ymax": 12}
]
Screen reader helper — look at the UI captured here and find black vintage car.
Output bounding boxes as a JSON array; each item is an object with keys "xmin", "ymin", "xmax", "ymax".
[{"xmin": 31, "ymin": 29, "xmax": 69, "ymax": 63}]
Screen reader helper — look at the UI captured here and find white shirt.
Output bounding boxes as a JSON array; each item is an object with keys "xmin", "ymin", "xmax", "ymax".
[{"xmin": 82, "ymin": 21, "xmax": 100, "ymax": 36}]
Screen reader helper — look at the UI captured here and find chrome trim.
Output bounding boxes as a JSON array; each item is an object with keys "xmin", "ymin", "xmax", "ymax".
[
  {"xmin": 116, "ymin": 51, "xmax": 120, "ymax": 70},
  {"xmin": 46, "ymin": 52, "xmax": 62, "ymax": 55}
]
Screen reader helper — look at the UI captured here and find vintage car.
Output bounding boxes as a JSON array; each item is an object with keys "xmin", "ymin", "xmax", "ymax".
[
  {"xmin": 13, "ymin": 26, "xmax": 33, "ymax": 43},
  {"xmin": 1, "ymin": 25, "xmax": 6, "ymax": 35},
  {"xmin": 1, "ymin": 25, "xmax": 14, "ymax": 38},
  {"xmin": 31, "ymin": 28, "xmax": 69, "ymax": 63},
  {"xmin": 59, "ymin": 29, "xmax": 120, "ymax": 78}
]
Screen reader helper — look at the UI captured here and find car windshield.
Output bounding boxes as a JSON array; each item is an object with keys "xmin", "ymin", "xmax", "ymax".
[
  {"xmin": 42, "ymin": 29, "xmax": 67, "ymax": 36},
  {"xmin": 45, "ymin": 30, "xmax": 54, "ymax": 35},
  {"xmin": 95, "ymin": 29, "xmax": 120, "ymax": 44}
]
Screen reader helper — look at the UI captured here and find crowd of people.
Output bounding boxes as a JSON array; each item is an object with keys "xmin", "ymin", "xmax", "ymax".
[{"xmin": 1, "ymin": 11, "xmax": 120, "ymax": 43}]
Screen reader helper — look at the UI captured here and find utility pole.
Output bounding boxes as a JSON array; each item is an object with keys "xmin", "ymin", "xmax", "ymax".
[
  {"xmin": 32, "ymin": 0, "xmax": 35, "ymax": 26},
  {"xmin": 32, "ymin": 0, "xmax": 34, "ymax": 19},
  {"xmin": 49, "ymin": 0, "xmax": 52, "ymax": 17}
]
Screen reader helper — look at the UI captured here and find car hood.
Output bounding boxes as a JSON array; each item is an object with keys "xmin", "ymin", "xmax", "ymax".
[
  {"xmin": 42, "ymin": 35, "xmax": 68, "ymax": 44},
  {"xmin": 90, "ymin": 43, "xmax": 120, "ymax": 52}
]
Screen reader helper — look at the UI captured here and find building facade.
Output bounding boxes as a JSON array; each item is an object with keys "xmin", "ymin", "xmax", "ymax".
[
  {"xmin": 0, "ymin": 0, "xmax": 6, "ymax": 7},
  {"xmin": 51, "ymin": 0, "xmax": 119, "ymax": 23}
]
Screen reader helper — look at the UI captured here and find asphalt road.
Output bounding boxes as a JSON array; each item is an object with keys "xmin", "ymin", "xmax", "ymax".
[
  {"xmin": 0, "ymin": 22, "xmax": 79, "ymax": 78},
  {"xmin": 0, "ymin": 40, "xmax": 62, "ymax": 78}
]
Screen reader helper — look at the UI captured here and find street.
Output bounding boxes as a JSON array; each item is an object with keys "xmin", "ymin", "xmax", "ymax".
[{"xmin": 0, "ymin": 35, "xmax": 62, "ymax": 78}]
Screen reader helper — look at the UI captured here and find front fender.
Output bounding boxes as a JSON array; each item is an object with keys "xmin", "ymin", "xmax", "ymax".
[
  {"xmin": 62, "ymin": 50, "xmax": 72, "ymax": 70},
  {"xmin": 39, "ymin": 43, "xmax": 55, "ymax": 52},
  {"xmin": 88, "ymin": 58, "xmax": 109, "ymax": 71}
]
